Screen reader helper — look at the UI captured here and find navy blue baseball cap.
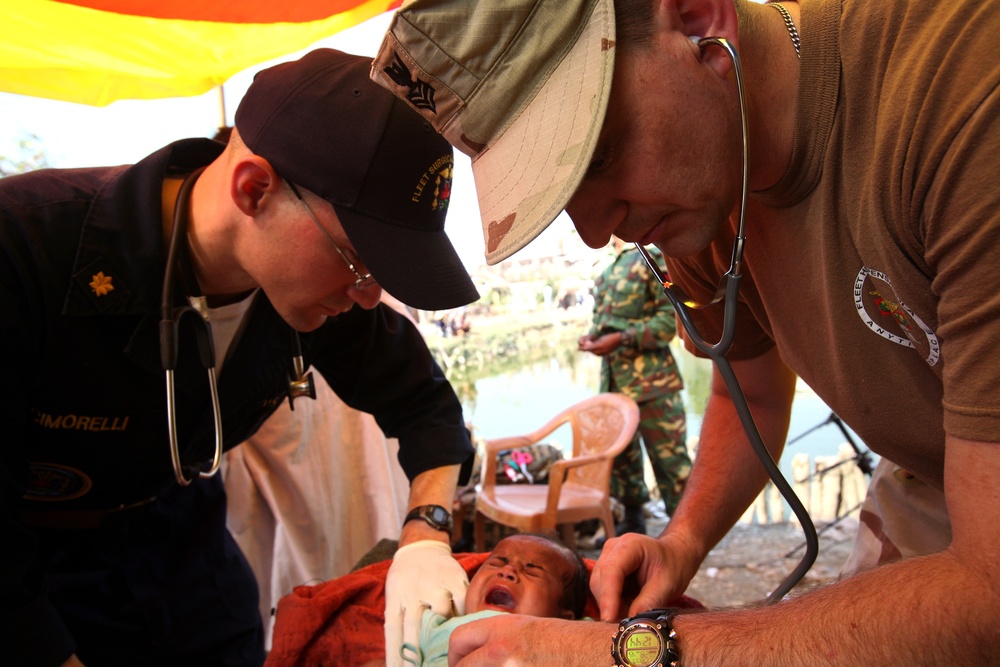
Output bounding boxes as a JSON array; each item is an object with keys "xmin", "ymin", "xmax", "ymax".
[{"xmin": 235, "ymin": 48, "xmax": 478, "ymax": 310}]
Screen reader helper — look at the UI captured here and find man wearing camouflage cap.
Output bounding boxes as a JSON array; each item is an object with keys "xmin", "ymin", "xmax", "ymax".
[{"xmin": 372, "ymin": 0, "xmax": 1000, "ymax": 664}]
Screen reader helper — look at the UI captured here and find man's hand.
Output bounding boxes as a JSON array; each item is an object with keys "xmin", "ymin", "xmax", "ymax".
[
  {"xmin": 448, "ymin": 615, "xmax": 612, "ymax": 666},
  {"xmin": 588, "ymin": 347, "xmax": 796, "ymax": 621},
  {"xmin": 577, "ymin": 331, "xmax": 622, "ymax": 355},
  {"xmin": 384, "ymin": 540, "xmax": 469, "ymax": 667},
  {"xmin": 590, "ymin": 532, "xmax": 703, "ymax": 621}
]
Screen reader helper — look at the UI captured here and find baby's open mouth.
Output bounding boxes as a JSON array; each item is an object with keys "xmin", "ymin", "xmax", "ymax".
[{"xmin": 484, "ymin": 587, "xmax": 516, "ymax": 610}]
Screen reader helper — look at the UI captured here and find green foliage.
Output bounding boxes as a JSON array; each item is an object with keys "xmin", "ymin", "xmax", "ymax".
[{"xmin": 1, "ymin": 132, "xmax": 50, "ymax": 177}]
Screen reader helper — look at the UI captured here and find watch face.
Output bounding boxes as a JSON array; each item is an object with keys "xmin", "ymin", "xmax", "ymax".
[
  {"xmin": 619, "ymin": 623, "xmax": 663, "ymax": 667},
  {"xmin": 429, "ymin": 506, "xmax": 450, "ymax": 524}
]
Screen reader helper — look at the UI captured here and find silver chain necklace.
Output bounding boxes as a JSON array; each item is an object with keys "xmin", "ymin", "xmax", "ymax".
[{"xmin": 769, "ymin": 3, "xmax": 801, "ymax": 59}]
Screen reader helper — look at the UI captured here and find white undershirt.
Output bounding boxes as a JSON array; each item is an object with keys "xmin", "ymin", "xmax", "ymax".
[{"xmin": 194, "ymin": 289, "xmax": 259, "ymax": 375}]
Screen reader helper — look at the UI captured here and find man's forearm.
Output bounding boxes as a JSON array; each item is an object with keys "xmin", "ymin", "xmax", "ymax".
[
  {"xmin": 662, "ymin": 382, "xmax": 791, "ymax": 560},
  {"xmin": 398, "ymin": 464, "xmax": 460, "ymax": 546},
  {"xmin": 448, "ymin": 550, "xmax": 999, "ymax": 666},
  {"xmin": 672, "ymin": 548, "xmax": 999, "ymax": 665}
]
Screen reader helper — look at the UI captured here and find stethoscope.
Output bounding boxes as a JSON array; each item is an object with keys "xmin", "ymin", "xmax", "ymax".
[
  {"xmin": 634, "ymin": 37, "xmax": 818, "ymax": 603},
  {"xmin": 160, "ymin": 167, "xmax": 317, "ymax": 486}
]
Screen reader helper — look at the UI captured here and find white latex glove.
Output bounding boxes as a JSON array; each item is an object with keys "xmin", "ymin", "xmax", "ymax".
[{"xmin": 384, "ymin": 539, "xmax": 469, "ymax": 667}]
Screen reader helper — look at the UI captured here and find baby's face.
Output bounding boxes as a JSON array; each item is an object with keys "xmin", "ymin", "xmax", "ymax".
[{"xmin": 465, "ymin": 535, "xmax": 577, "ymax": 619}]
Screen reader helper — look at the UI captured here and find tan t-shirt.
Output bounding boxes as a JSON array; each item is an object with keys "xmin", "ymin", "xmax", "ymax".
[{"xmin": 671, "ymin": 0, "xmax": 1000, "ymax": 490}]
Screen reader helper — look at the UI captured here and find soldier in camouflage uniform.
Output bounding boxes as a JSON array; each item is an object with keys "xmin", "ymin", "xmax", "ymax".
[{"xmin": 579, "ymin": 240, "xmax": 690, "ymax": 533}]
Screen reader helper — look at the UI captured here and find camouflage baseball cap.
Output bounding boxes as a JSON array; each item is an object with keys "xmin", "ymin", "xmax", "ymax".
[{"xmin": 371, "ymin": 0, "xmax": 615, "ymax": 265}]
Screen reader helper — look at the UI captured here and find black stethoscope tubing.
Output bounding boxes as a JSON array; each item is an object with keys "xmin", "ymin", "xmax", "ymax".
[
  {"xmin": 635, "ymin": 38, "xmax": 819, "ymax": 603},
  {"xmin": 158, "ymin": 168, "xmax": 317, "ymax": 486},
  {"xmin": 160, "ymin": 167, "xmax": 223, "ymax": 486}
]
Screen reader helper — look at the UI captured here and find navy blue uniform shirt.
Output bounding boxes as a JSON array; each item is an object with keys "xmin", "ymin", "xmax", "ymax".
[{"xmin": 0, "ymin": 139, "xmax": 473, "ymax": 666}]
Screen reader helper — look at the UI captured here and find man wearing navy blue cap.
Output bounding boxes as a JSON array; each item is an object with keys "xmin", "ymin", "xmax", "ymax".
[{"xmin": 0, "ymin": 49, "xmax": 477, "ymax": 667}]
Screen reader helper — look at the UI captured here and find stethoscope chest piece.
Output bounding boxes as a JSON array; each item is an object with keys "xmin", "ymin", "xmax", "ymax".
[{"xmin": 287, "ymin": 336, "xmax": 317, "ymax": 410}]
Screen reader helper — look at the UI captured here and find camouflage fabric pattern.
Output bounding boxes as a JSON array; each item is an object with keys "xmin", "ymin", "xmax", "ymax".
[
  {"xmin": 589, "ymin": 246, "xmax": 683, "ymax": 400},
  {"xmin": 608, "ymin": 390, "xmax": 690, "ymax": 515},
  {"xmin": 590, "ymin": 246, "xmax": 690, "ymax": 515}
]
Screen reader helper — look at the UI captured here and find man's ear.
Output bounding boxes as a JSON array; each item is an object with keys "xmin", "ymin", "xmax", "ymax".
[
  {"xmin": 230, "ymin": 155, "xmax": 283, "ymax": 217},
  {"xmin": 656, "ymin": 0, "xmax": 739, "ymax": 77}
]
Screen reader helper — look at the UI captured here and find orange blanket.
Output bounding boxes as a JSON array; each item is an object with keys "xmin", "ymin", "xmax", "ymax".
[{"xmin": 266, "ymin": 553, "xmax": 702, "ymax": 666}]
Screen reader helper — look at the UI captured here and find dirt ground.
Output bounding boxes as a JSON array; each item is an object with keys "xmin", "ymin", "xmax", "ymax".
[{"xmin": 577, "ymin": 518, "xmax": 857, "ymax": 609}]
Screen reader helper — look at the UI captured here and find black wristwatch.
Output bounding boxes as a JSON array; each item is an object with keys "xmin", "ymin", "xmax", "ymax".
[
  {"xmin": 403, "ymin": 504, "xmax": 453, "ymax": 533},
  {"xmin": 611, "ymin": 609, "xmax": 681, "ymax": 667}
]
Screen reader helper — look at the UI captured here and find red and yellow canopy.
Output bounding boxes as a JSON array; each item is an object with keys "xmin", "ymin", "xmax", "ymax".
[{"xmin": 0, "ymin": 0, "xmax": 400, "ymax": 105}]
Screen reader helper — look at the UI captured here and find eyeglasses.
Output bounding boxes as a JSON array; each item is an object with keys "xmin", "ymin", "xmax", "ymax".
[{"xmin": 286, "ymin": 181, "xmax": 378, "ymax": 290}]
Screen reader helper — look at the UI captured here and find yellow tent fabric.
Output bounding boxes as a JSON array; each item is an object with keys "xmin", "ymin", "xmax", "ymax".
[{"xmin": 0, "ymin": 0, "xmax": 400, "ymax": 106}]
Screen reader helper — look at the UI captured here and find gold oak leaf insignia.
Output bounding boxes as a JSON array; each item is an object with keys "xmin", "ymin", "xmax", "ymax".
[{"xmin": 89, "ymin": 271, "xmax": 114, "ymax": 297}]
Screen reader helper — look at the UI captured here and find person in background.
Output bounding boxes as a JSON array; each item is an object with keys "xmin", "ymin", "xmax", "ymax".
[
  {"xmin": 0, "ymin": 49, "xmax": 478, "ymax": 667},
  {"xmin": 579, "ymin": 238, "xmax": 689, "ymax": 536},
  {"xmin": 372, "ymin": 0, "xmax": 1000, "ymax": 664}
]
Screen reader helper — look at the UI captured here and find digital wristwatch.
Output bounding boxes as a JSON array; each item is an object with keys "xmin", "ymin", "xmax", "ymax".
[
  {"xmin": 403, "ymin": 504, "xmax": 454, "ymax": 533},
  {"xmin": 611, "ymin": 609, "xmax": 681, "ymax": 667}
]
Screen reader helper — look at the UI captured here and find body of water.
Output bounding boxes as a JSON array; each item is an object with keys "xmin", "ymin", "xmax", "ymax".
[{"xmin": 459, "ymin": 344, "xmax": 875, "ymax": 488}]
